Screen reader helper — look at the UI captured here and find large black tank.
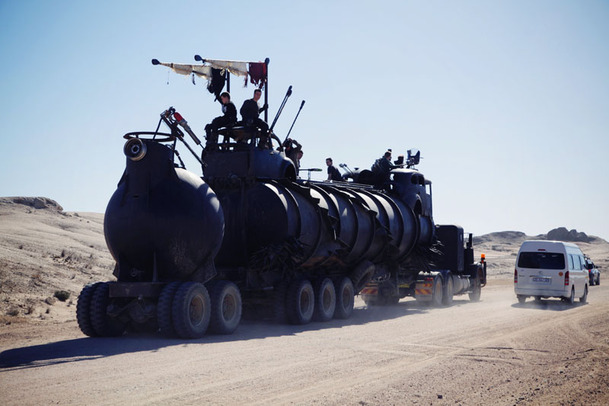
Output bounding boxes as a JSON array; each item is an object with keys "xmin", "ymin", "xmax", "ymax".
[
  {"xmin": 104, "ymin": 138, "xmax": 224, "ymax": 283},
  {"xmin": 214, "ymin": 179, "xmax": 430, "ymax": 277}
]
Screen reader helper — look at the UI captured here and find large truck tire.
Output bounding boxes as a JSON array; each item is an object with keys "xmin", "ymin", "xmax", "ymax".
[
  {"xmin": 171, "ymin": 282, "xmax": 211, "ymax": 339},
  {"xmin": 209, "ymin": 280, "xmax": 242, "ymax": 334},
  {"xmin": 313, "ymin": 278, "xmax": 336, "ymax": 322},
  {"xmin": 430, "ymin": 275, "xmax": 443, "ymax": 307},
  {"xmin": 90, "ymin": 282, "xmax": 126, "ymax": 337},
  {"xmin": 286, "ymin": 278, "xmax": 315, "ymax": 325},
  {"xmin": 157, "ymin": 281, "xmax": 181, "ymax": 337},
  {"xmin": 76, "ymin": 282, "xmax": 102, "ymax": 337},
  {"xmin": 442, "ymin": 273, "xmax": 454, "ymax": 306},
  {"xmin": 469, "ymin": 273, "xmax": 482, "ymax": 302},
  {"xmin": 333, "ymin": 276, "xmax": 354, "ymax": 319}
]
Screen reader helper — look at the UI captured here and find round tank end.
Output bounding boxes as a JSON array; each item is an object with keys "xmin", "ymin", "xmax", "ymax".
[{"xmin": 124, "ymin": 138, "xmax": 147, "ymax": 161}]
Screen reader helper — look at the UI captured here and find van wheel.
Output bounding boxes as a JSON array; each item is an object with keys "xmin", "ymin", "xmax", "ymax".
[
  {"xmin": 517, "ymin": 295, "xmax": 526, "ymax": 304},
  {"xmin": 579, "ymin": 285, "xmax": 588, "ymax": 304},
  {"xmin": 566, "ymin": 287, "xmax": 575, "ymax": 305}
]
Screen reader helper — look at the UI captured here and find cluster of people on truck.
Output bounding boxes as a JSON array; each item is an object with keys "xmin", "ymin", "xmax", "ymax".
[
  {"xmin": 204, "ymin": 93, "xmax": 406, "ymax": 187},
  {"xmin": 204, "ymin": 89, "xmax": 308, "ymax": 173},
  {"xmin": 325, "ymin": 149, "xmax": 407, "ymax": 189},
  {"xmin": 204, "ymin": 88, "xmax": 269, "ymax": 147}
]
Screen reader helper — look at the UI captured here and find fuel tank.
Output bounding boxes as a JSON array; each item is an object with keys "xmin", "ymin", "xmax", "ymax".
[
  {"xmin": 213, "ymin": 178, "xmax": 431, "ymax": 276},
  {"xmin": 104, "ymin": 138, "xmax": 224, "ymax": 283}
]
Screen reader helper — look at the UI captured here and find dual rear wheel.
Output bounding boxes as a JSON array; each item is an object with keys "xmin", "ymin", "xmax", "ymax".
[
  {"xmin": 76, "ymin": 282, "xmax": 126, "ymax": 337},
  {"xmin": 157, "ymin": 280, "xmax": 242, "ymax": 339}
]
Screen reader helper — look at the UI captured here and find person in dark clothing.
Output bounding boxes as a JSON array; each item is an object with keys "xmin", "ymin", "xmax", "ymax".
[
  {"xmin": 205, "ymin": 91, "xmax": 237, "ymax": 145},
  {"xmin": 283, "ymin": 138, "xmax": 302, "ymax": 172},
  {"xmin": 372, "ymin": 151, "xmax": 398, "ymax": 189},
  {"xmin": 240, "ymin": 88, "xmax": 269, "ymax": 146},
  {"xmin": 326, "ymin": 157, "xmax": 342, "ymax": 182}
]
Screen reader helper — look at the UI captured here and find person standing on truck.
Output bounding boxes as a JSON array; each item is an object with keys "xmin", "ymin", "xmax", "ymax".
[
  {"xmin": 326, "ymin": 158, "xmax": 342, "ymax": 182},
  {"xmin": 204, "ymin": 91, "xmax": 237, "ymax": 146},
  {"xmin": 372, "ymin": 150, "xmax": 398, "ymax": 189}
]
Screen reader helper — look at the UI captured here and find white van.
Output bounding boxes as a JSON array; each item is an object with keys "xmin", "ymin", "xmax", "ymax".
[{"xmin": 514, "ymin": 240, "xmax": 588, "ymax": 305}]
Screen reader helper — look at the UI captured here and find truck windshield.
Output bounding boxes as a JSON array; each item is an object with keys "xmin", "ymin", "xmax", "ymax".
[{"xmin": 517, "ymin": 252, "xmax": 565, "ymax": 269}]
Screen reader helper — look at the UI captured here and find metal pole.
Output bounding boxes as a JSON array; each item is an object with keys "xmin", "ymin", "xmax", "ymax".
[
  {"xmin": 264, "ymin": 57, "xmax": 270, "ymax": 122},
  {"xmin": 284, "ymin": 100, "xmax": 305, "ymax": 142},
  {"xmin": 270, "ymin": 85, "xmax": 292, "ymax": 132}
]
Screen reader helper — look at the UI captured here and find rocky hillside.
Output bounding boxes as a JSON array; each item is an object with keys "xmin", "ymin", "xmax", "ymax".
[{"xmin": 0, "ymin": 197, "xmax": 114, "ymax": 323}]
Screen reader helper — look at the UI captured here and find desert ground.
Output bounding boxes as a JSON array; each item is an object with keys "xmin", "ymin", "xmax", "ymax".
[{"xmin": 1, "ymin": 197, "xmax": 608, "ymax": 405}]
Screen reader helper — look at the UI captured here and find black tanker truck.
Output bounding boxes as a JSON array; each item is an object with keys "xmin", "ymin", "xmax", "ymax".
[{"xmin": 76, "ymin": 56, "xmax": 486, "ymax": 339}]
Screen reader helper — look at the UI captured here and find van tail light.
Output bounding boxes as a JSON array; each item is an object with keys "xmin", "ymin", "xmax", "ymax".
[
  {"xmin": 564, "ymin": 271, "xmax": 570, "ymax": 286},
  {"xmin": 514, "ymin": 269, "xmax": 518, "ymax": 284}
]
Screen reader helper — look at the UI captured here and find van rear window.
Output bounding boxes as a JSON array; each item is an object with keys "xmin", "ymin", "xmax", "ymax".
[{"xmin": 518, "ymin": 252, "xmax": 565, "ymax": 269}]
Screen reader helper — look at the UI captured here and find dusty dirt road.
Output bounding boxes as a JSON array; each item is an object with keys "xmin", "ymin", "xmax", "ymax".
[{"xmin": 1, "ymin": 280, "xmax": 608, "ymax": 405}]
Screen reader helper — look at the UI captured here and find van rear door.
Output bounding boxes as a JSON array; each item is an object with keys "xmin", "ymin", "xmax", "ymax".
[{"xmin": 516, "ymin": 250, "xmax": 566, "ymax": 293}]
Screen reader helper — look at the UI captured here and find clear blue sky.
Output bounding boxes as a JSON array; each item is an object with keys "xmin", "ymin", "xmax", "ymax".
[{"xmin": 1, "ymin": 0, "xmax": 608, "ymax": 240}]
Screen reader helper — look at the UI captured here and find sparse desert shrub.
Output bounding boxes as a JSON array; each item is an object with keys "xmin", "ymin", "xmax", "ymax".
[{"xmin": 54, "ymin": 290, "xmax": 71, "ymax": 302}]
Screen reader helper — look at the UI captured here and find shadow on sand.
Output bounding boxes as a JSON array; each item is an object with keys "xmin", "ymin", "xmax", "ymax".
[{"xmin": 0, "ymin": 298, "xmax": 474, "ymax": 370}]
